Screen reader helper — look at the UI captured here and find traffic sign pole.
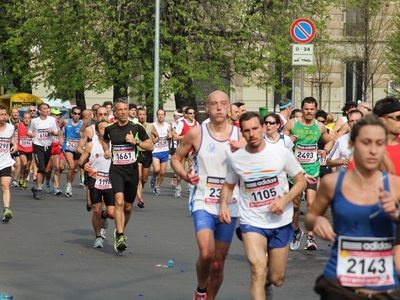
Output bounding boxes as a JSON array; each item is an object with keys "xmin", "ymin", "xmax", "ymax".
[{"xmin": 290, "ymin": 18, "xmax": 316, "ymax": 102}]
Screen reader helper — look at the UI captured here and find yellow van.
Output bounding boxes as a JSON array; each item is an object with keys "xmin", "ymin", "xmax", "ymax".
[{"xmin": 0, "ymin": 93, "xmax": 43, "ymax": 113}]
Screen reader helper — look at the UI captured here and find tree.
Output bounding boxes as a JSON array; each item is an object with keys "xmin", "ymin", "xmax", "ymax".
[
  {"xmin": 340, "ymin": 0, "xmax": 392, "ymax": 104},
  {"xmin": 3, "ymin": 0, "xmax": 339, "ymax": 110}
]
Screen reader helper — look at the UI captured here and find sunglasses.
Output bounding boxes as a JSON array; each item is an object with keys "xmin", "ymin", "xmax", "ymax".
[
  {"xmin": 187, "ymin": 112, "xmax": 195, "ymax": 115},
  {"xmin": 264, "ymin": 121, "xmax": 277, "ymax": 125},
  {"xmin": 29, "ymin": 110, "xmax": 36, "ymax": 112},
  {"xmin": 386, "ymin": 115, "xmax": 400, "ymax": 121},
  {"xmin": 72, "ymin": 112, "xmax": 81, "ymax": 115}
]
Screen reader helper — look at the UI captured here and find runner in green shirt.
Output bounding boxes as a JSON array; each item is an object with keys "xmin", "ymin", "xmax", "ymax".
[{"xmin": 282, "ymin": 97, "xmax": 333, "ymax": 251}]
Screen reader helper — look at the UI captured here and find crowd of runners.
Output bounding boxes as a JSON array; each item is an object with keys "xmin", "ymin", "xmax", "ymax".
[{"xmin": 2, "ymin": 92, "xmax": 400, "ymax": 300}]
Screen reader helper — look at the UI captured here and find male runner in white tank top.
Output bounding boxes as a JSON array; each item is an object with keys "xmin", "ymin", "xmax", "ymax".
[{"xmin": 171, "ymin": 90, "xmax": 244, "ymax": 300}]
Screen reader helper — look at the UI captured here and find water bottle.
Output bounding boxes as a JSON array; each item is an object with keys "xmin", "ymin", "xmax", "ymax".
[
  {"xmin": 167, "ymin": 260, "xmax": 174, "ymax": 268},
  {"xmin": 0, "ymin": 293, "xmax": 13, "ymax": 299}
]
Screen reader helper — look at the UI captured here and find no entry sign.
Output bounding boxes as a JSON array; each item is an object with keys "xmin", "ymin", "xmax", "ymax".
[{"xmin": 290, "ymin": 18, "xmax": 316, "ymax": 44}]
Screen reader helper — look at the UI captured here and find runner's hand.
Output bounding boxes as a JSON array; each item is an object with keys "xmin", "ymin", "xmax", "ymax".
[
  {"xmin": 312, "ymin": 216, "xmax": 336, "ymax": 242},
  {"xmin": 84, "ymin": 162, "xmax": 92, "ymax": 172},
  {"xmin": 125, "ymin": 130, "xmax": 136, "ymax": 144},
  {"xmin": 10, "ymin": 144, "xmax": 17, "ymax": 154},
  {"xmin": 185, "ymin": 166, "xmax": 199, "ymax": 185},
  {"xmin": 379, "ymin": 187, "xmax": 399, "ymax": 220},
  {"xmin": 104, "ymin": 150, "xmax": 111, "ymax": 159},
  {"xmin": 218, "ymin": 207, "xmax": 231, "ymax": 224},
  {"xmin": 304, "ymin": 174, "xmax": 317, "ymax": 184},
  {"xmin": 268, "ymin": 197, "xmax": 286, "ymax": 215},
  {"xmin": 228, "ymin": 139, "xmax": 241, "ymax": 152}
]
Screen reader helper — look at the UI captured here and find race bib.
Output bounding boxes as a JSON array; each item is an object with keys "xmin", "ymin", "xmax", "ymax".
[
  {"xmin": 94, "ymin": 171, "xmax": 112, "ymax": 190},
  {"xmin": 205, "ymin": 176, "xmax": 224, "ymax": 204},
  {"xmin": 0, "ymin": 137, "xmax": 10, "ymax": 153},
  {"xmin": 20, "ymin": 136, "xmax": 32, "ymax": 148},
  {"xmin": 337, "ymin": 236, "xmax": 395, "ymax": 287},
  {"xmin": 37, "ymin": 128, "xmax": 50, "ymax": 141},
  {"xmin": 244, "ymin": 176, "xmax": 283, "ymax": 211},
  {"xmin": 155, "ymin": 137, "xmax": 169, "ymax": 150},
  {"xmin": 112, "ymin": 144, "xmax": 135, "ymax": 165},
  {"xmin": 319, "ymin": 156, "xmax": 327, "ymax": 166},
  {"xmin": 295, "ymin": 144, "xmax": 317, "ymax": 164},
  {"xmin": 66, "ymin": 138, "xmax": 79, "ymax": 151}
]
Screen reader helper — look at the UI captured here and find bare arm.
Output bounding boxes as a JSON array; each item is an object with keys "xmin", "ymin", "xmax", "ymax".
[
  {"xmin": 329, "ymin": 118, "xmax": 344, "ymax": 139},
  {"xmin": 78, "ymin": 142, "xmax": 92, "ymax": 169},
  {"xmin": 137, "ymin": 138, "xmax": 154, "ymax": 152},
  {"xmin": 281, "ymin": 119, "xmax": 294, "ymax": 136},
  {"xmin": 334, "ymin": 122, "xmax": 350, "ymax": 141},
  {"xmin": 218, "ymin": 182, "xmax": 237, "ymax": 224},
  {"xmin": 77, "ymin": 126, "xmax": 93, "ymax": 155},
  {"xmin": 151, "ymin": 125, "xmax": 159, "ymax": 143},
  {"xmin": 171, "ymin": 127, "xmax": 200, "ymax": 184},
  {"xmin": 10, "ymin": 134, "xmax": 16, "ymax": 153}
]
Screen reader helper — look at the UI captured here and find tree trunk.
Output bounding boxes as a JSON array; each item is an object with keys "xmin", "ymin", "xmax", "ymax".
[
  {"xmin": 113, "ymin": 84, "xmax": 127, "ymax": 102},
  {"xmin": 174, "ymin": 78, "xmax": 197, "ymax": 111},
  {"xmin": 75, "ymin": 88, "xmax": 86, "ymax": 109}
]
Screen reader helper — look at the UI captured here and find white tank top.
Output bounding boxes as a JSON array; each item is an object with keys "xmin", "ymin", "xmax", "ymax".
[
  {"xmin": 189, "ymin": 123, "xmax": 240, "ymax": 217},
  {"xmin": 89, "ymin": 133, "xmax": 111, "ymax": 178},
  {"xmin": 0, "ymin": 123, "xmax": 16, "ymax": 170},
  {"xmin": 153, "ymin": 122, "xmax": 169, "ymax": 153}
]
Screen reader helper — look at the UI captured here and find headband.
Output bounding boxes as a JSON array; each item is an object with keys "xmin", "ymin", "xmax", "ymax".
[
  {"xmin": 279, "ymin": 102, "xmax": 293, "ymax": 110},
  {"xmin": 374, "ymin": 102, "xmax": 400, "ymax": 116},
  {"xmin": 173, "ymin": 112, "xmax": 183, "ymax": 116}
]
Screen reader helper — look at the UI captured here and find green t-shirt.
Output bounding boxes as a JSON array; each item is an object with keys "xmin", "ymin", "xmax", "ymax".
[{"xmin": 291, "ymin": 118, "xmax": 321, "ymax": 178}]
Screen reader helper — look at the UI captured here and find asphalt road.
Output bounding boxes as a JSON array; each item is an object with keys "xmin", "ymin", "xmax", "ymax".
[{"xmin": 0, "ymin": 173, "xmax": 330, "ymax": 300}]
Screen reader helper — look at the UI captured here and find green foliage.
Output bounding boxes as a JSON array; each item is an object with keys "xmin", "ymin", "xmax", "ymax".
[{"xmin": 2, "ymin": 0, "xmax": 337, "ymax": 107}]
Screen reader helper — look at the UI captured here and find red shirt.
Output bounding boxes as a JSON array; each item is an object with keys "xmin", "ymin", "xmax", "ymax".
[
  {"xmin": 348, "ymin": 137, "xmax": 400, "ymax": 176},
  {"xmin": 180, "ymin": 119, "xmax": 199, "ymax": 136},
  {"xmin": 17, "ymin": 122, "xmax": 33, "ymax": 153}
]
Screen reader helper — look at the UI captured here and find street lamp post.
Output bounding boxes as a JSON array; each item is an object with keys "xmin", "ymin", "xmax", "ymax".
[{"xmin": 153, "ymin": 0, "xmax": 160, "ymax": 121}]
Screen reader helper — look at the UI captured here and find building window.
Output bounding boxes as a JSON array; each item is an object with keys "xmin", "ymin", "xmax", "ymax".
[
  {"xmin": 345, "ymin": 61, "xmax": 363, "ymax": 102},
  {"xmin": 345, "ymin": 7, "xmax": 363, "ymax": 37}
]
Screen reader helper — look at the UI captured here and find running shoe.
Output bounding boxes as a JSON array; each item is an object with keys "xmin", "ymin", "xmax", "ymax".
[
  {"xmin": 54, "ymin": 187, "xmax": 62, "ymax": 196},
  {"xmin": 290, "ymin": 228, "xmax": 304, "ymax": 251},
  {"xmin": 31, "ymin": 186, "xmax": 42, "ymax": 200},
  {"xmin": 154, "ymin": 186, "xmax": 161, "ymax": 196},
  {"xmin": 265, "ymin": 283, "xmax": 274, "ymax": 300},
  {"xmin": 305, "ymin": 235, "xmax": 317, "ymax": 250},
  {"xmin": 100, "ymin": 228, "xmax": 106, "ymax": 239},
  {"xmin": 174, "ymin": 185, "xmax": 182, "ymax": 198},
  {"xmin": 114, "ymin": 230, "xmax": 128, "ymax": 253},
  {"xmin": 193, "ymin": 291, "xmax": 207, "ymax": 300},
  {"xmin": 11, "ymin": 179, "xmax": 19, "ymax": 187},
  {"xmin": 65, "ymin": 183, "xmax": 72, "ymax": 198},
  {"xmin": 2, "ymin": 208, "xmax": 13, "ymax": 223},
  {"xmin": 45, "ymin": 183, "xmax": 52, "ymax": 194},
  {"xmin": 19, "ymin": 178, "xmax": 24, "ymax": 187},
  {"xmin": 33, "ymin": 174, "xmax": 37, "ymax": 182},
  {"xmin": 79, "ymin": 176, "xmax": 85, "ymax": 187},
  {"xmin": 93, "ymin": 237, "xmax": 104, "ymax": 248},
  {"xmin": 137, "ymin": 199, "xmax": 145, "ymax": 209},
  {"xmin": 101, "ymin": 213, "xmax": 109, "ymax": 229},
  {"xmin": 170, "ymin": 177, "xmax": 177, "ymax": 188},
  {"xmin": 21, "ymin": 179, "xmax": 27, "ymax": 190},
  {"xmin": 149, "ymin": 177, "xmax": 156, "ymax": 189}
]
